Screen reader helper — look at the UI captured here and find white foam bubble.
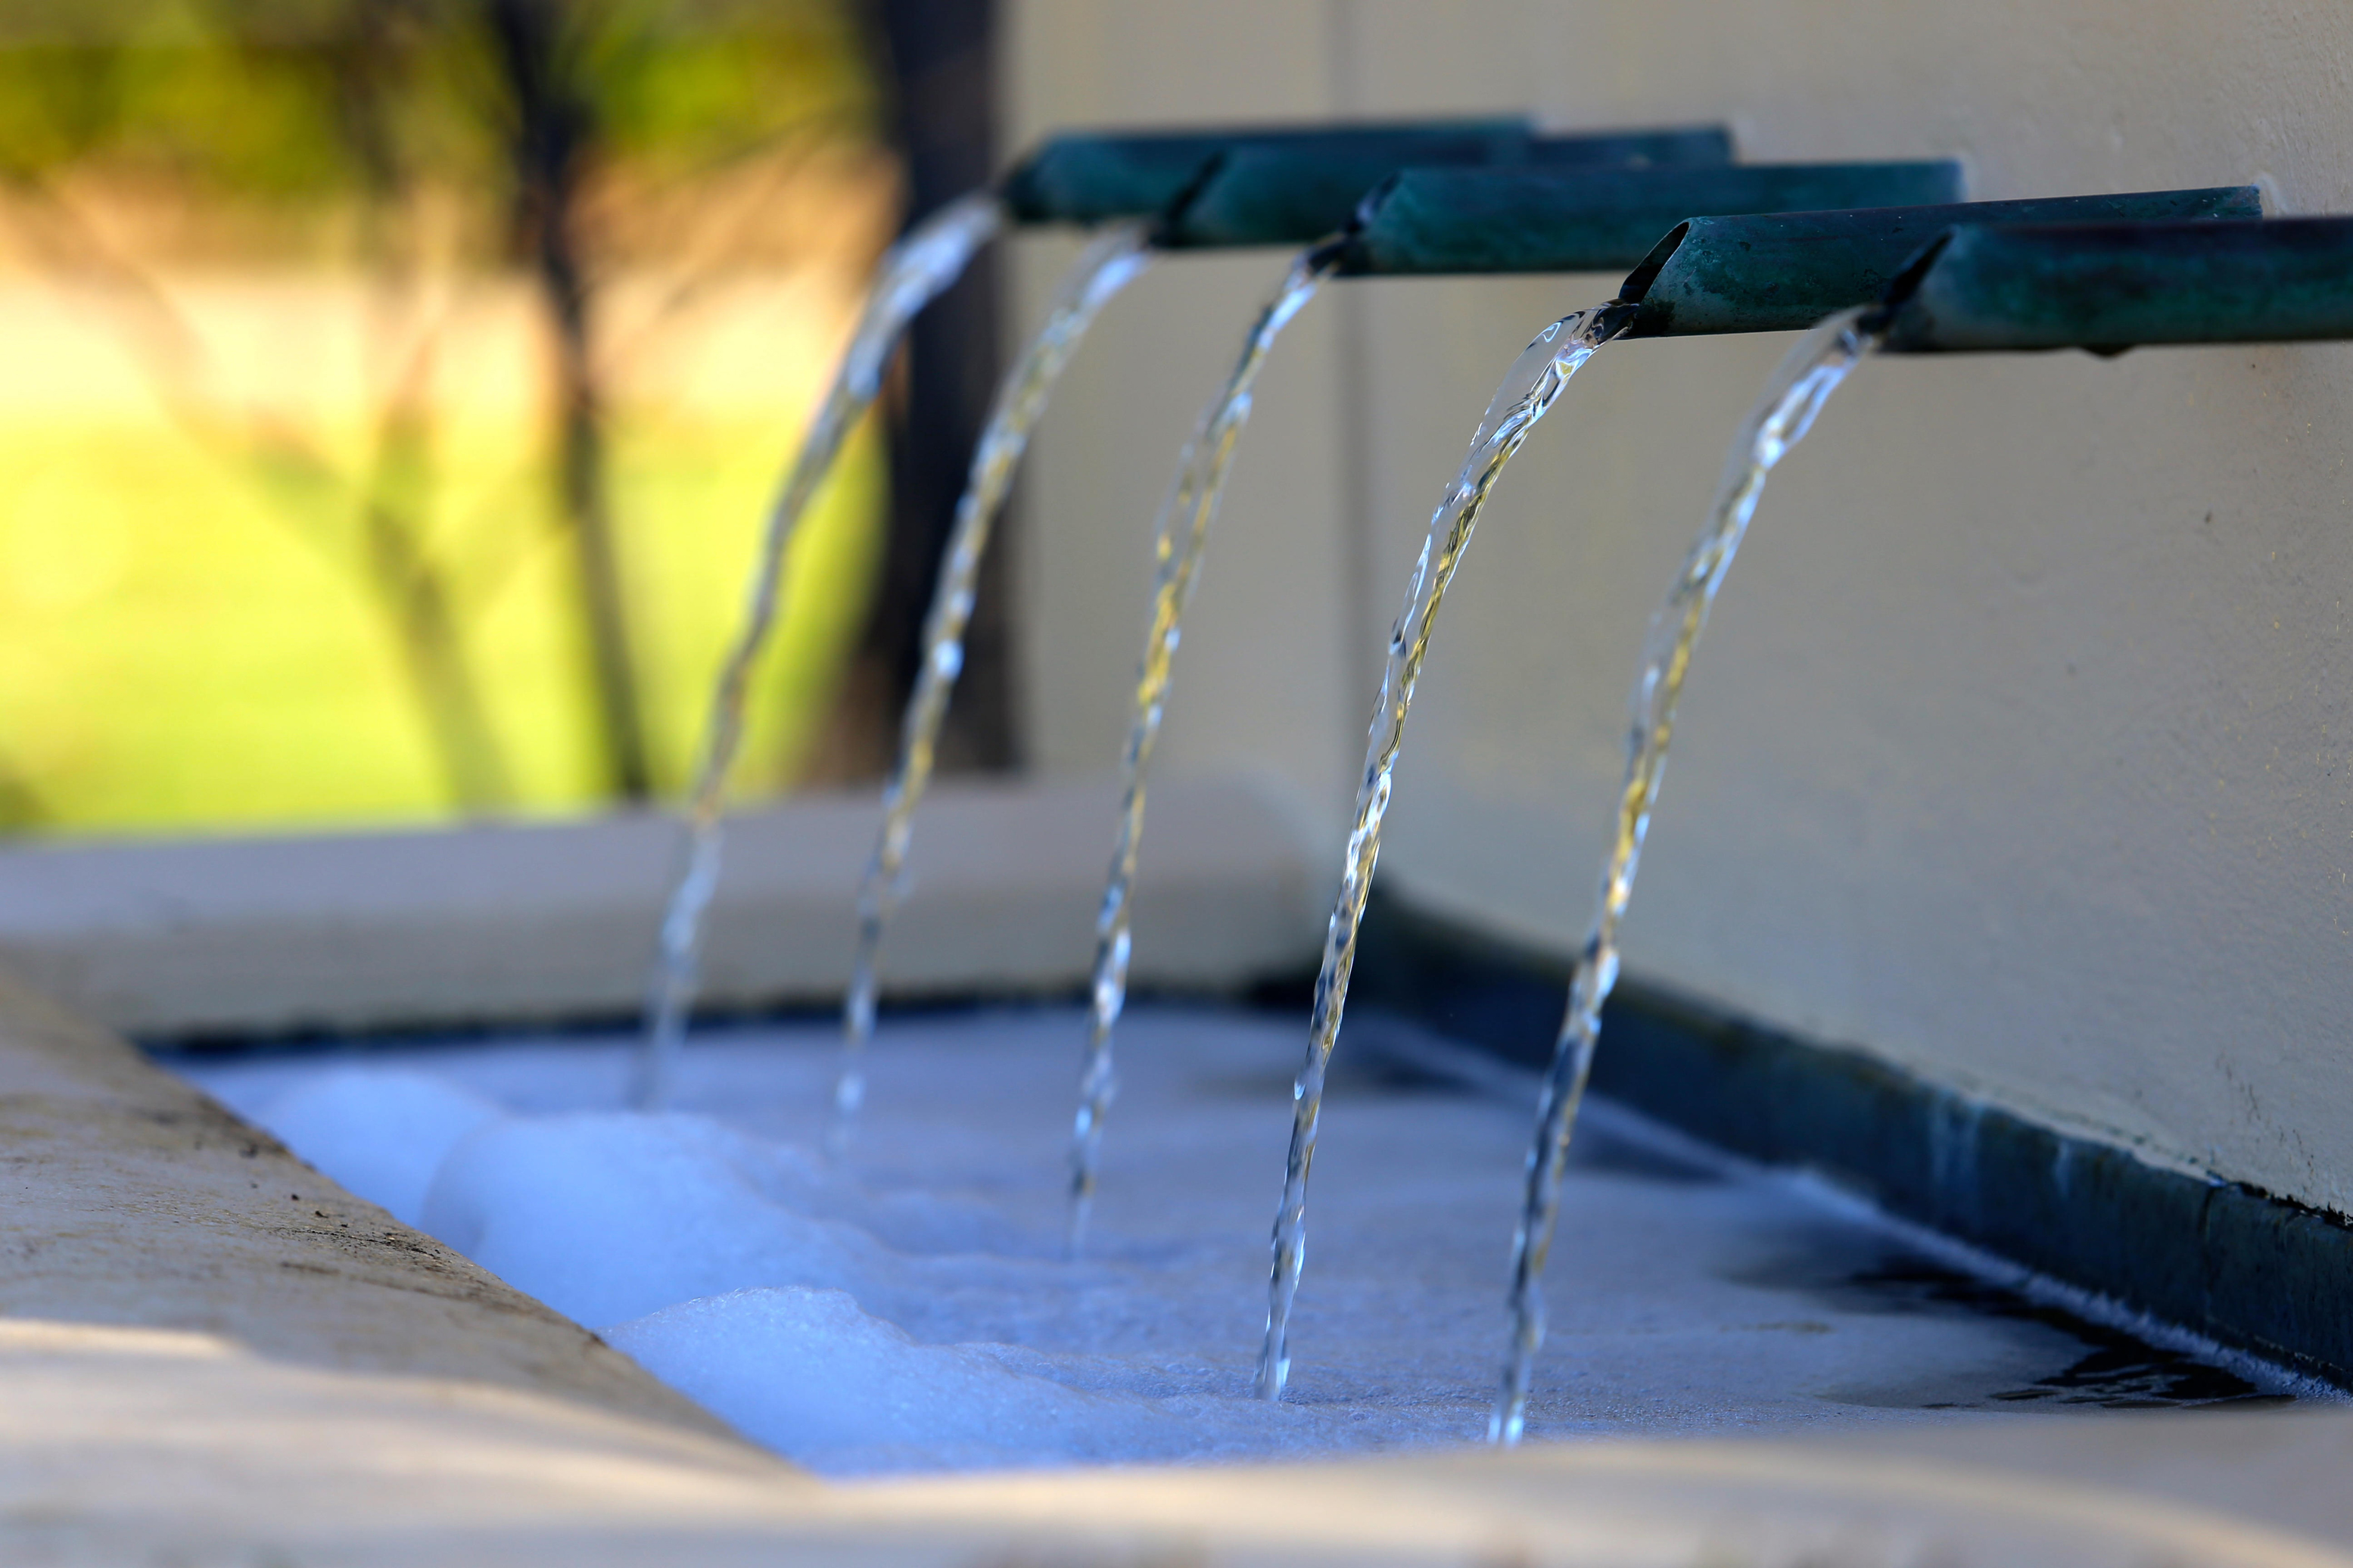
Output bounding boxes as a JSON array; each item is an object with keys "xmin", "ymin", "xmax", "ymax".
[
  {"xmin": 259, "ymin": 1067, "xmax": 502, "ymax": 1227},
  {"xmin": 605, "ymin": 1286, "xmax": 1191, "ymax": 1473},
  {"xmin": 423, "ymin": 1111, "xmax": 889, "ymax": 1326}
]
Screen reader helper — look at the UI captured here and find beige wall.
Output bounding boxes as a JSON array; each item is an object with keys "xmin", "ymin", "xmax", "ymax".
[
  {"xmin": 999, "ymin": 1, "xmax": 2353, "ymax": 1215},
  {"xmin": 1001, "ymin": 2, "xmax": 1365, "ymax": 832}
]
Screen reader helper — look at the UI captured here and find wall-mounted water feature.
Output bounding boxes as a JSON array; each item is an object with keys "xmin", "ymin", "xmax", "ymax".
[
  {"xmin": 580, "ymin": 101, "xmax": 2353, "ymax": 1472},
  {"xmin": 634, "ymin": 101, "xmax": 2322, "ymax": 1446},
  {"xmin": 1250, "ymin": 181, "xmax": 2255, "ymax": 1404},
  {"xmin": 56, "ymin": 143, "xmax": 2348, "ymax": 1542},
  {"xmin": 833, "ymin": 125, "xmax": 1746, "ymax": 1160},
  {"xmin": 1084, "ymin": 157, "xmax": 1969, "ymax": 1265}
]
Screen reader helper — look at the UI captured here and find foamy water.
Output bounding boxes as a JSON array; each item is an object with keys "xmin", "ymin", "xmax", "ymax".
[{"xmin": 179, "ymin": 1006, "xmax": 2282, "ymax": 1475}]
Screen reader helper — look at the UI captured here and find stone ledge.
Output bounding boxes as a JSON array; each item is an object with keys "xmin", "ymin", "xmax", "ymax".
[
  {"xmin": 6, "ymin": 1318, "xmax": 2350, "ymax": 1566},
  {"xmin": 0, "ymin": 773, "xmax": 1328, "ymax": 1041},
  {"xmin": 0, "ymin": 970, "xmax": 739, "ymax": 1442}
]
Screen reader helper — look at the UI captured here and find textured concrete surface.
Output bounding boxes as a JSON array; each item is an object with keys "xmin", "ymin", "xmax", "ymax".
[
  {"xmin": 0, "ymin": 969, "xmax": 733, "ymax": 1436},
  {"xmin": 0, "ymin": 773, "xmax": 1325, "ymax": 1038},
  {"xmin": 7, "ymin": 1322, "xmax": 2353, "ymax": 1566}
]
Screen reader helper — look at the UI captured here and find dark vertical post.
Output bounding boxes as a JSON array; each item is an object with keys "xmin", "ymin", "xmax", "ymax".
[
  {"xmin": 861, "ymin": 0, "xmax": 1012, "ymax": 774},
  {"xmin": 485, "ymin": 0, "xmax": 652, "ymax": 803}
]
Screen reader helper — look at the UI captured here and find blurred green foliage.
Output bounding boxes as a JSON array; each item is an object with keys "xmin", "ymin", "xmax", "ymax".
[
  {"xmin": 0, "ymin": 1, "xmax": 882, "ymax": 195},
  {"xmin": 0, "ymin": 0, "xmax": 897, "ymax": 835}
]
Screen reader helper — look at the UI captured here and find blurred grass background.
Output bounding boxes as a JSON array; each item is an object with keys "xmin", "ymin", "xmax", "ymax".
[{"xmin": 0, "ymin": 0, "xmax": 906, "ymax": 835}]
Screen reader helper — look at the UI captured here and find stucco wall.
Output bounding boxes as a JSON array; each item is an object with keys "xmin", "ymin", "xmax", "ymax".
[{"xmin": 999, "ymin": 2, "xmax": 2353, "ymax": 1213}]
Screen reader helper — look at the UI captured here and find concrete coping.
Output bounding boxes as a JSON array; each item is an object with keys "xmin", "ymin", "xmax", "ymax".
[
  {"xmin": 0, "ymin": 966, "xmax": 745, "ymax": 1441},
  {"xmin": 0, "ymin": 773, "xmax": 1331, "ymax": 1041}
]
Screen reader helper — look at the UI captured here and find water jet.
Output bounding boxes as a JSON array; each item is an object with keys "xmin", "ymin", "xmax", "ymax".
[
  {"xmin": 822, "ymin": 122, "xmax": 1743, "ymax": 1151},
  {"xmin": 649, "ymin": 117, "xmax": 1729, "ymax": 1112}
]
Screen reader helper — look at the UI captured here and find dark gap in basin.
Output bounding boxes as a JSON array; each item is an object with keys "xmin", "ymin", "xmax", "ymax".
[{"xmin": 1728, "ymin": 1230, "xmax": 2279, "ymax": 1412}]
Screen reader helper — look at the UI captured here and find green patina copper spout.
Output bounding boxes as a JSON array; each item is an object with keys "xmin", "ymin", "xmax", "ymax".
[
  {"xmin": 998, "ymin": 118, "xmax": 1537, "ymax": 226},
  {"xmin": 1874, "ymin": 216, "xmax": 2353, "ymax": 353},
  {"xmin": 1340, "ymin": 161, "xmax": 1965, "ymax": 275},
  {"xmin": 1157, "ymin": 126, "xmax": 1735, "ymax": 249},
  {"xmin": 1615, "ymin": 187, "xmax": 2262, "ymax": 338}
]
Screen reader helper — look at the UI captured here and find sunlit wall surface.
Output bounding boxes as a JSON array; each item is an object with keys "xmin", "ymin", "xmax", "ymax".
[{"xmin": 0, "ymin": 0, "xmax": 894, "ymax": 835}]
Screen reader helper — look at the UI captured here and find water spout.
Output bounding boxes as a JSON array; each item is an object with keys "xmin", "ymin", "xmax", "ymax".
[
  {"xmin": 1478, "ymin": 203, "xmax": 2342, "ymax": 1435},
  {"xmin": 1616, "ymin": 187, "xmax": 2261, "ymax": 339},
  {"xmin": 1876, "ymin": 214, "xmax": 2353, "ymax": 353},
  {"xmin": 1160, "ymin": 127, "xmax": 1735, "ymax": 250},
  {"xmin": 1000, "ymin": 119, "xmax": 1536, "ymax": 227},
  {"xmin": 1340, "ymin": 161, "xmax": 1964, "ymax": 275}
]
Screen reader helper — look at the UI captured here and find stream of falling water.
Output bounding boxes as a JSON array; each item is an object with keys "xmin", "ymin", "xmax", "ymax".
[
  {"xmin": 633, "ymin": 192, "xmax": 1005, "ymax": 1112},
  {"xmin": 1491, "ymin": 306, "xmax": 1881, "ymax": 1443},
  {"xmin": 1066, "ymin": 235, "xmax": 1347, "ymax": 1249},
  {"xmin": 830, "ymin": 222, "xmax": 1156, "ymax": 1156},
  {"xmin": 1255, "ymin": 300, "xmax": 1634, "ymax": 1398}
]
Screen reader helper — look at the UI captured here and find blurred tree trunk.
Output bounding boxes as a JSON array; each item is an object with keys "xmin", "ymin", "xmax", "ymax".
[
  {"xmin": 333, "ymin": 0, "xmax": 515, "ymax": 811},
  {"xmin": 484, "ymin": 0, "xmax": 653, "ymax": 804},
  {"xmin": 846, "ymin": 0, "xmax": 1012, "ymax": 779}
]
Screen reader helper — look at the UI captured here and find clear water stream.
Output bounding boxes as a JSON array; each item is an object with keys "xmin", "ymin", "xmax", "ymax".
[
  {"xmin": 833, "ymin": 222, "xmax": 1156, "ymax": 1155},
  {"xmin": 1492, "ymin": 306, "xmax": 1882, "ymax": 1442},
  {"xmin": 636, "ymin": 192, "xmax": 1005, "ymax": 1111},
  {"xmin": 1256, "ymin": 301, "xmax": 1634, "ymax": 1398},
  {"xmin": 1069, "ymin": 236, "xmax": 1349, "ymax": 1246}
]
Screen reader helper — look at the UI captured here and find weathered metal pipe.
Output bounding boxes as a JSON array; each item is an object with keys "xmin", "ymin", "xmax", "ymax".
[
  {"xmin": 998, "ymin": 119, "xmax": 1536, "ymax": 226},
  {"xmin": 1340, "ymin": 161, "xmax": 1966, "ymax": 276},
  {"xmin": 1875, "ymin": 215, "xmax": 2353, "ymax": 353},
  {"xmin": 1615, "ymin": 187, "xmax": 2263, "ymax": 338},
  {"xmin": 1158, "ymin": 126, "xmax": 1735, "ymax": 249}
]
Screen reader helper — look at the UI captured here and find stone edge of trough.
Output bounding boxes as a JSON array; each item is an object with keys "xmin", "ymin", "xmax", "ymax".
[
  {"xmin": 0, "ymin": 963, "xmax": 758, "ymax": 1448},
  {"xmin": 0, "ymin": 773, "xmax": 1327, "ymax": 1043},
  {"xmin": 1352, "ymin": 891, "xmax": 2353, "ymax": 1392}
]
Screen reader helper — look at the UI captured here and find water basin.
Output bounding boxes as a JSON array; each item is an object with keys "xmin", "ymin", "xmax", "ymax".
[{"xmin": 174, "ymin": 1003, "xmax": 2297, "ymax": 1476}]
